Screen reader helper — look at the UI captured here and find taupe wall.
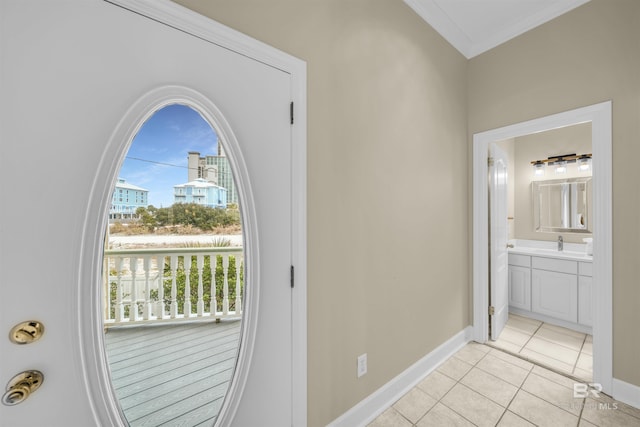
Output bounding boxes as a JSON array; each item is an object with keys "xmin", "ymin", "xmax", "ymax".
[
  {"xmin": 514, "ymin": 123, "xmax": 592, "ymax": 243},
  {"xmin": 173, "ymin": 1, "xmax": 469, "ymax": 425},
  {"xmin": 469, "ymin": 0, "xmax": 640, "ymax": 388}
]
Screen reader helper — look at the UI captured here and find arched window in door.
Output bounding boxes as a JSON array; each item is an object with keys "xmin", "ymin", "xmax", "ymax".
[{"xmin": 102, "ymin": 103, "xmax": 245, "ymax": 426}]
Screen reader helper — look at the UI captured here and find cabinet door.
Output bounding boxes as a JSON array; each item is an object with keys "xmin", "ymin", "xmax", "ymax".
[
  {"xmin": 509, "ymin": 265, "xmax": 531, "ymax": 311},
  {"xmin": 532, "ymin": 269, "xmax": 578, "ymax": 322},
  {"xmin": 578, "ymin": 276, "xmax": 593, "ymax": 326}
]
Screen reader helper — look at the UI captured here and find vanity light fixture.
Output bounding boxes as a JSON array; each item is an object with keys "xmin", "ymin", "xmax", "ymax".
[
  {"xmin": 553, "ymin": 159, "xmax": 568, "ymax": 175},
  {"xmin": 530, "ymin": 153, "xmax": 592, "ymax": 177},
  {"xmin": 577, "ymin": 154, "xmax": 592, "ymax": 172},
  {"xmin": 532, "ymin": 160, "xmax": 545, "ymax": 177}
]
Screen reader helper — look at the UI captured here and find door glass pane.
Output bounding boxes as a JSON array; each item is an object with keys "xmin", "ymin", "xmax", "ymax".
[{"xmin": 102, "ymin": 104, "xmax": 243, "ymax": 426}]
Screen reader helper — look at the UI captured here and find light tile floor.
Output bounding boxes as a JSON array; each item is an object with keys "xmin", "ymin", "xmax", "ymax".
[
  {"xmin": 491, "ymin": 314, "xmax": 592, "ymax": 381},
  {"xmin": 368, "ymin": 343, "xmax": 640, "ymax": 427}
]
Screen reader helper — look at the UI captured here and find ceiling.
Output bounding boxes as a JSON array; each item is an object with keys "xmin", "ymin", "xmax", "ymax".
[{"xmin": 404, "ymin": 0, "xmax": 591, "ymax": 58}]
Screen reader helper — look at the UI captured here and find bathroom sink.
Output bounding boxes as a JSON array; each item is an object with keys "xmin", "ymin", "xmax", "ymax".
[{"xmin": 508, "ymin": 246, "xmax": 591, "ymax": 260}]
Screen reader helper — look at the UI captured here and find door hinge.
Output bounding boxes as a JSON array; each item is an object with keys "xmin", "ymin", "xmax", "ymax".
[
  {"xmin": 488, "ymin": 306, "xmax": 495, "ymax": 316},
  {"xmin": 290, "ymin": 101, "xmax": 294, "ymax": 125},
  {"xmin": 488, "ymin": 157, "xmax": 494, "ymax": 166},
  {"xmin": 290, "ymin": 265, "xmax": 295, "ymax": 288}
]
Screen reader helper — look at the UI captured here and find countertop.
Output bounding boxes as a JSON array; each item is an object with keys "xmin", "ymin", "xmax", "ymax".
[{"xmin": 508, "ymin": 246, "xmax": 593, "ymax": 262}]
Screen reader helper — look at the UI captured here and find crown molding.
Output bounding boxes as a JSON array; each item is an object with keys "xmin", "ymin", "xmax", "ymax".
[{"xmin": 404, "ymin": 0, "xmax": 591, "ymax": 59}]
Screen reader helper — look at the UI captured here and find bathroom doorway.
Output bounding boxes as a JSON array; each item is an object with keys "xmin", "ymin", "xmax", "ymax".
[
  {"xmin": 472, "ymin": 102, "xmax": 613, "ymax": 393},
  {"xmin": 489, "ymin": 122, "xmax": 593, "ymax": 381}
]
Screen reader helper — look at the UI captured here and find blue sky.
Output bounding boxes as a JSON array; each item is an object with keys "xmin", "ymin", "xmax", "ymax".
[{"xmin": 119, "ymin": 104, "xmax": 219, "ymax": 207}]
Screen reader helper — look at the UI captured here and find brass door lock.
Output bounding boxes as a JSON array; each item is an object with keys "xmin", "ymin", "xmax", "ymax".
[
  {"xmin": 2, "ymin": 370, "xmax": 44, "ymax": 406},
  {"xmin": 9, "ymin": 321, "xmax": 44, "ymax": 345}
]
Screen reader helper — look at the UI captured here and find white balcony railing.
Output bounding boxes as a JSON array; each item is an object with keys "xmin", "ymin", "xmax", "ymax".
[{"xmin": 103, "ymin": 247, "xmax": 243, "ymax": 327}]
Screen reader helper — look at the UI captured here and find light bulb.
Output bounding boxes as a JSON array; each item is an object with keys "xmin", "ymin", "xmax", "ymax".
[
  {"xmin": 554, "ymin": 161, "xmax": 567, "ymax": 174},
  {"xmin": 578, "ymin": 157, "xmax": 592, "ymax": 172}
]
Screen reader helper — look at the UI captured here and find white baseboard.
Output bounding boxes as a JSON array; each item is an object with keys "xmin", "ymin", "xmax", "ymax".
[
  {"xmin": 327, "ymin": 326, "xmax": 473, "ymax": 427},
  {"xmin": 613, "ymin": 378, "xmax": 640, "ymax": 410}
]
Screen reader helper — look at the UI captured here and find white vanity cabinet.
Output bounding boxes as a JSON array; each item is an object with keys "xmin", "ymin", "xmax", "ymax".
[
  {"xmin": 508, "ymin": 254, "xmax": 531, "ymax": 311},
  {"xmin": 578, "ymin": 262, "xmax": 593, "ymax": 326},
  {"xmin": 531, "ymin": 264, "xmax": 578, "ymax": 323},
  {"xmin": 507, "ymin": 250, "xmax": 592, "ymax": 333}
]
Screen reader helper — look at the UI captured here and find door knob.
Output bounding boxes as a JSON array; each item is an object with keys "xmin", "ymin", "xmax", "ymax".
[
  {"xmin": 506, "ymin": 244, "xmax": 514, "ymax": 248},
  {"xmin": 2, "ymin": 370, "xmax": 44, "ymax": 406},
  {"xmin": 9, "ymin": 321, "xmax": 45, "ymax": 344}
]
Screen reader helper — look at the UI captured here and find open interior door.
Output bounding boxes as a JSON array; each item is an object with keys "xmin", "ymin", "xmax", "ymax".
[{"xmin": 489, "ymin": 143, "xmax": 509, "ymax": 340}]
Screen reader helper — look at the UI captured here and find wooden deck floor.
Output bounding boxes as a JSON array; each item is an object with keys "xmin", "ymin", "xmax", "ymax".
[{"xmin": 104, "ymin": 319, "xmax": 241, "ymax": 427}]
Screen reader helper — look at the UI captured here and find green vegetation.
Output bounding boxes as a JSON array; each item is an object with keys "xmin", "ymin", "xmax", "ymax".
[
  {"xmin": 135, "ymin": 203, "xmax": 240, "ymax": 231},
  {"xmin": 159, "ymin": 254, "xmax": 243, "ymax": 314}
]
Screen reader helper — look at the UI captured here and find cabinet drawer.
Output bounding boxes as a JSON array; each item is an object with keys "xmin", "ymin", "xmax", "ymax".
[
  {"xmin": 579, "ymin": 262, "xmax": 593, "ymax": 277},
  {"xmin": 532, "ymin": 256, "xmax": 577, "ymax": 275},
  {"xmin": 509, "ymin": 253, "xmax": 531, "ymax": 268}
]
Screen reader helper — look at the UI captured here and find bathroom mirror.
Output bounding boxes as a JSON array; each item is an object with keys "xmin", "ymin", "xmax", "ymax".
[{"xmin": 532, "ymin": 177, "xmax": 592, "ymax": 233}]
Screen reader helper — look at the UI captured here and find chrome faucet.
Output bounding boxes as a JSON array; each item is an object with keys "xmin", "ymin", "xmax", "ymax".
[{"xmin": 558, "ymin": 235, "xmax": 564, "ymax": 251}]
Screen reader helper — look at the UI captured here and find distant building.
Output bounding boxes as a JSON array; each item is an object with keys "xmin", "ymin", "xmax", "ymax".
[
  {"xmin": 174, "ymin": 178, "xmax": 227, "ymax": 208},
  {"xmin": 110, "ymin": 178, "xmax": 149, "ymax": 220},
  {"xmin": 188, "ymin": 146, "xmax": 238, "ymax": 205}
]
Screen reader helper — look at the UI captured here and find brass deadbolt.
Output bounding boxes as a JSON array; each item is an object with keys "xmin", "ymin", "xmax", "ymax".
[
  {"xmin": 9, "ymin": 321, "xmax": 44, "ymax": 345},
  {"xmin": 2, "ymin": 370, "xmax": 44, "ymax": 406}
]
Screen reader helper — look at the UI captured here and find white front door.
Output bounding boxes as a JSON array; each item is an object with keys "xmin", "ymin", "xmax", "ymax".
[
  {"xmin": 0, "ymin": 1, "xmax": 293, "ymax": 425},
  {"xmin": 489, "ymin": 143, "xmax": 509, "ymax": 341}
]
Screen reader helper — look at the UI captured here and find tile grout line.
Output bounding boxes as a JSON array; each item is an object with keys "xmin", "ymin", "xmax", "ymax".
[
  {"xmin": 495, "ymin": 350, "xmax": 588, "ymax": 425},
  {"xmin": 499, "ymin": 363, "xmax": 536, "ymax": 425},
  {"xmin": 491, "ymin": 344, "xmax": 592, "ymax": 424},
  {"xmin": 457, "ymin": 348, "xmax": 519, "ymax": 425},
  {"xmin": 540, "ymin": 322, "xmax": 589, "ymax": 340},
  {"xmin": 491, "ymin": 325, "xmax": 531, "ymax": 353},
  {"xmin": 414, "ymin": 348, "xmax": 491, "ymax": 426},
  {"xmin": 577, "ymin": 392, "xmax": 587, "ymax": 425},
  {"xmin": 400, "ymin": 352, "xmax": 472, "ymax": 426},
  {"xmin": 571, "ymin": 334, "xmax": 588, "ymax": 376},
  {"xmin": 519, "ymin": 373, "xmax": 587, "ymax": 420},
  {"xmin": 532, "ymin": 330, "xmax": 586, "ymax": 354},
  {"xmin": 494, "ymin": 361, "xmax": 535, "ymax": 427},
  {"xmin": 520, "ymin": 343, "xmax": 578, "ymax": 371},
  {"xmin": 380, "ymin": 406, "xmax": 412, "ymax": 427},
  {"xmin": 519, "ymin": 320, "xmax": 543, "ymax": 355},
  {"xmin": 428, "ymin": 387, "xmax": 485, "ymax": 427}
]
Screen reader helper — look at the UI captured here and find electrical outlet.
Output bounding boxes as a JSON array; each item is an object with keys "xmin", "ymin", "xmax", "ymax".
[{"xmin": 357, "ymin": 353, "xmax": 367, "ymax": 378}]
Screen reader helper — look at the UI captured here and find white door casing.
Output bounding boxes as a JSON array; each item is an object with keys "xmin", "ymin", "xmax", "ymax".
[
  {"xmin": 0, "ymin": 1, "xmax": 307, "ymax": 426},
  {"xmin": 472, "ymin": 101, "xmax": 612, "ymax": 394},
  {"xmin": 489, "ymin": 144, "xmax": 509, "ymax": 341}
]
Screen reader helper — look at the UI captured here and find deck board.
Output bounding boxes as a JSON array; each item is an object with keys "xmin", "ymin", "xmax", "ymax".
[
  {"xmin": 110, "ymin": 339, "xmax": 237, "ymax": 384},
  {"xmin": 104, "ymin": 319, "xmax": 241, "ymax": 427},
  {"xmin": 109, "ymin": 332, "xmax": 239, "ymax": 382}
]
